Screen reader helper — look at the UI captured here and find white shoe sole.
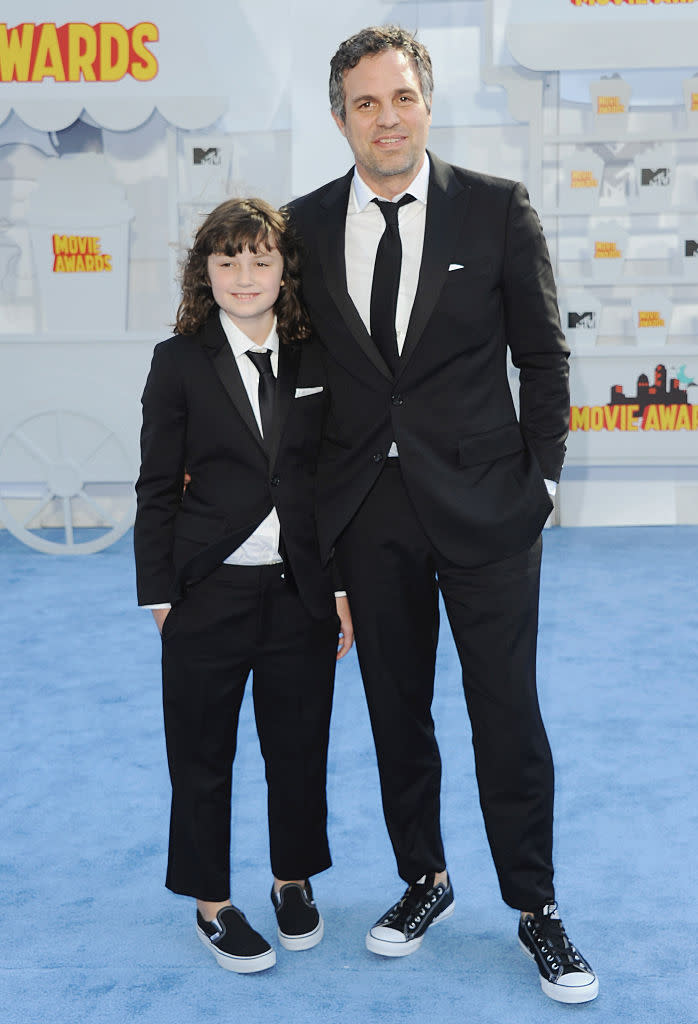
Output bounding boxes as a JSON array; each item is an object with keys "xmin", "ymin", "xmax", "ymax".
[
  {"xmin": 365, "ymin": 899, "xmax": 455, "ymax": 957},
  {"xmin": 197, "ymin": 925, "xmax": 276, "ymax": 973},
  {"xmin": 278, "ymin": 914, "xmax": 324, "ymax": 951},
  {"xmin": 519, "ymin": 938, "xmax": 599, "ymax": 1003}
]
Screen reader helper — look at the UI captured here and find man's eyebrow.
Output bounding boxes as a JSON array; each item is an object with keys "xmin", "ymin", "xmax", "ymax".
[{"xmin": 350, "ymin": 87, "xmax": 419, "ymax": 104}]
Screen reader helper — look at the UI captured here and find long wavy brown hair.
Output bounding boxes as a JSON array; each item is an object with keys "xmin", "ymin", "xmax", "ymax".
[{"xmin": 175, "ymin": 197, "xmax": 310, "ymax": 344}]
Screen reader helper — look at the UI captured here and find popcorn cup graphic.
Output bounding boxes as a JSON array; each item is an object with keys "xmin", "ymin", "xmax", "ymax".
[{"xmin": 26, "ymin": 155, "xmax": 133, "ymax": 333}]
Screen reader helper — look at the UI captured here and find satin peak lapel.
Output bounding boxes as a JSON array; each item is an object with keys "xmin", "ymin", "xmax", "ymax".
[{"xmin": 399, "ymin": 155, "xmax": 470, "ymax": 374}]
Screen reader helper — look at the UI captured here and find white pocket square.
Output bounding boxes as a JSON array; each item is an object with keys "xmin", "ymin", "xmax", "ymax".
[
  {"xmin": 294, "ymin": 386, "xmax": 324, "ymax": 398},
  {"xmin": 448, "ymin": 263, "xmax": 464, "ymax": 271}
]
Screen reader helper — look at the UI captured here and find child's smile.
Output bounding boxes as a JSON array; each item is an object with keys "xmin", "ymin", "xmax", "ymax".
[{"xmin": 207, "ymin": 245, "xmax": 284, "ymax": 344}]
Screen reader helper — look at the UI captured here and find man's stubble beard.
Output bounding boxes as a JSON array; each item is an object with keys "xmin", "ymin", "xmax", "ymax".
[{"xmin": 363, "ymin": 148, "xmax": 421, "ymax": 180}]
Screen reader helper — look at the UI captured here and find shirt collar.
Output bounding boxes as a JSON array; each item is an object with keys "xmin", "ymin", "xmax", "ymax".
[
  {"xmin": 218, "ymin": 308, "xmax": 279, "ymax": 358},
  {"xmin": 350, "ymin": 153, "xmax": 430, "ymax": 213}
]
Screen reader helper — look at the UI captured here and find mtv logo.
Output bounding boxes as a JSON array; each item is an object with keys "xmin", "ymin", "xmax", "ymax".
[
  {"xmin": 641, "ymin": 168, "xmax": 670, "ymax": 187},
  {"xmin": 193, "ymin": 147, "xmax": 221, "ymax": 167},
  {"xmin": 568, "ymin": 311, "xmax": 597, "ymax": 330},
  {"xmin": 685, "ymin": 240, "xmax": 698, "ymax": 258}
]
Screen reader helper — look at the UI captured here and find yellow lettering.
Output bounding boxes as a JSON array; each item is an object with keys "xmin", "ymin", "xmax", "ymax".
[
  {"xmin": 67, "ymin": 23, "xmax": 96, "ymax": 82},
  {"xmin": 594, "ymin": 241, "xmax": 622, "ymax": 259},
  {"xmin": 627, "ymin": 405, "xmax": 639, "ymax": 431},
  {"xmin": 590, "ymin": 407, "xmax": 604, "ymax": 431},
  {"xmin": 603, "ymin": 406, "xmax": 620, "ymax": 430},
  {"xmin": 570, "ymin": 407, "xmax": 590, "ymax": 431},
  {"xmin": 676, "ymin": 406, "xmax": 691, "ymax": 429},
  {"xmin": 658, "ymin": 405, "xmax": 678, "ymax": 430},
  {"xmin": 571, "ymin": 171, "xmax": 598, "ymax": 189},
  {"xmin": 130, "ymin": 22, "xmax": 158, "ymax": 81},
  {"xmin": 52, "ymin": 235, "xmax": 70, "ymax": 255},
  {"xmin": 98, "ymin": 22, "xmax": 129, "ymax": 81},
  {"xmin": 597, "ymin": 97, "xmax": 625, "ymax": 115},
  {"xmin": 638, "ymin": 311, "xmax": 665, "ymax": 328},
  {"xmin": 52, "ymin": 239, "xmax": 112, "ymax": 271},
  {"xmin": 31, "ymin": 22, "xmax": 65, "ymax": 82},
  {"xmin": 0, "ymin": 22, "xmax": 34, "ymax": 81},
  {"xmin": 643, "ymin": 406, "xmax": 660, "ymax": 430}
]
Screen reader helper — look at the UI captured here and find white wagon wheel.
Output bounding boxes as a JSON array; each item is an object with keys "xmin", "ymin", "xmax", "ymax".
[{"xmin": 0, "ymin": 410, "xmax": 136, "ymax": 554}]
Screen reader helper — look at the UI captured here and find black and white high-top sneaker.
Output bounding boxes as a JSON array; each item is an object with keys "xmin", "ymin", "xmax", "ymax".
[
  {"xmin": 519, "ymin": 902, "xmax": 598, "ymax": 1003},
  {"xmin": 365, "ymin": 873, "xmax": 455, "ymax": 957}
]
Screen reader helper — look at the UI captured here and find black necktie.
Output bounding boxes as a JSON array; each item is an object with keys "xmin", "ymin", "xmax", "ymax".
[
  {"xmin": 245, "ymin": 349, "xmax": 276, "ymax": 442},
  {"xmin": 370, "ymin": 194, "xmax": 416, "ymax": 374}
]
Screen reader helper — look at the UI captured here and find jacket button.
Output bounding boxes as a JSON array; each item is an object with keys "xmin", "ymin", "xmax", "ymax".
[
  {"xmin": 372, "ymin": 452, "xmax": 383, "ymax": 463},
  {"xmin": 271, "ymin": 475, "xmax": 280, "ymax": 486},
  {"xmin": 391, "ymin": 394, "xmax": 403, "ymax": 406}
]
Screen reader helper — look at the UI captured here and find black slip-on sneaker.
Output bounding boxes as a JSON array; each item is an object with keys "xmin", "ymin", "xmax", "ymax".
[
  {"xmin": 270, "ymin": 881, "xmax": 324, "ymax": 951},
  {"xmin": 196, "ymin": 905, "xmax": 276, "ymax": 973}
]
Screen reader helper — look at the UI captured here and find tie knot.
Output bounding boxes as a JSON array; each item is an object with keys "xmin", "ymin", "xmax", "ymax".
[
  {"xmin": 373, "ymin": 193, "xmax": 415, "ymax": 228},
  {"xmin": 246, "ymin": 349, "xmax": 274, "ymax": 375}
]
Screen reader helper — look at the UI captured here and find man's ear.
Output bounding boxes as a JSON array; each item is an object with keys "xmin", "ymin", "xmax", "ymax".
[{"xmin": 331, "ymin": 110, "xmax": 347, "ymax": 138}]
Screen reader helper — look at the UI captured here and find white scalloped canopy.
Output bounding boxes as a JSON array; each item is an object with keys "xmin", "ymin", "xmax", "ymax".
[{"xmin": 0, "ymin": 97, "xmax": 229, "ymax": 133}]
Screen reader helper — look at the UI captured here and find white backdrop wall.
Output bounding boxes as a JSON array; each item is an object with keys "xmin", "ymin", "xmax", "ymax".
[{"xmin": 1, "ymin": 0, "xmax": 697, "ymax": 547}]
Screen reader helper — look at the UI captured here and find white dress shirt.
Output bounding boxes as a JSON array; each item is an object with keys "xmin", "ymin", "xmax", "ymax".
[
  {"xmin": 344, "ymin": 158, "xmax": 556, "ymax": 496},
  {"xmin": 218, "ymin": 310, "xmax": 283, "ymax": 567},
  {"xmin": 345, "ymin": 155, "xmax": 429, "ymax": 357},
  {"xmin": 345, "ymin": 157, "xmax": 429, "ymax": 459}
]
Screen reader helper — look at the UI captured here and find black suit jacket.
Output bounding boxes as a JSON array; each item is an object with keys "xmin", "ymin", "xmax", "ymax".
[
  {"xmin": 134, "ymin": 314, "xmax": 333, "ymax": 619},
  {"xmin": 288, "ymin": 152, "xmax": 570, "ymax": 568}
]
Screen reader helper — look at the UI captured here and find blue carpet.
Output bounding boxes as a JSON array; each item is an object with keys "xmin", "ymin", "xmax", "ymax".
[{"xmin": 1, "ymin": 526, "xmax": 697, "ymax": 1024}]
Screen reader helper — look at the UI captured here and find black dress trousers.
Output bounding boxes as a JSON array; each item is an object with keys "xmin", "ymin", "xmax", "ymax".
[
  {"xmin": 334, "ymin": 461, "xmax": 555, "ymax": 911},
  {"xmin": 160, "ymin": 562, "xmax": 338, "ymax": 902}
]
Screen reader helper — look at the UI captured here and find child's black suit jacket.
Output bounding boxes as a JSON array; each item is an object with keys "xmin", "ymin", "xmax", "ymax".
[{"xmin": 134, "ymin": 313, "xmax": 334, "ymax": 620}]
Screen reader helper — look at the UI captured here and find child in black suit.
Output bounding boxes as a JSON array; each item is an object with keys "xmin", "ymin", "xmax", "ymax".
[{"xmin": 135, "ymin": 198, "xmax": 353, "ymax": 973}]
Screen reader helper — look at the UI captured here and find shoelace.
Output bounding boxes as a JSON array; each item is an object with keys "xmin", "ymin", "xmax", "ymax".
[
  {"xmin": 385, "ymin": 877, "xmax": 442, "ymax": 930},
  {"xmin": 527, "ymin": 914, "xmax": 585, "ymax": 971}
]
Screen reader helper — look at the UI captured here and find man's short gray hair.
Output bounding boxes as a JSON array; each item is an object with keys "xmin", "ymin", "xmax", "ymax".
[{"xmin": 329, "ymin": 25, "xmax": 434, "ymax": 122}]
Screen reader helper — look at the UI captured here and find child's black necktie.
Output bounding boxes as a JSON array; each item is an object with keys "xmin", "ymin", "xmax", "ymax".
[{"xmin": 245, "ymin": 349, "xmax": 276, "ymax": 443}]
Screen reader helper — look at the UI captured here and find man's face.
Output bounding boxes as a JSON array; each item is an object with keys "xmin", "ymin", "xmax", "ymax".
[{"xmin": 332, "ymin": 48, "xmax": 431, "ymax": 198}]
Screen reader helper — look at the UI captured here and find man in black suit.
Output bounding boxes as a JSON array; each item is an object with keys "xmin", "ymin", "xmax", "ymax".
[{"xmin": 288, "ymin": 26, "xmax": 597, "ymax": 1003}]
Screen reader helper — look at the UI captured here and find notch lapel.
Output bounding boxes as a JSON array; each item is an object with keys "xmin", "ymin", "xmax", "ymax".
[
  {"xmin": 317, "ymin": 170, "xmax": 393, "ymax": 381},
  {"xmin": 398, "ymin": 154, "xmax": 470, "ymax": 375}
]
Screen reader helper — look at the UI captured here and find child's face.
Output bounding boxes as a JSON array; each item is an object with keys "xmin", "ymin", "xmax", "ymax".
[{"xmin": 207, "ymin": 244, "xmax": 284, "ymax": 343}]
